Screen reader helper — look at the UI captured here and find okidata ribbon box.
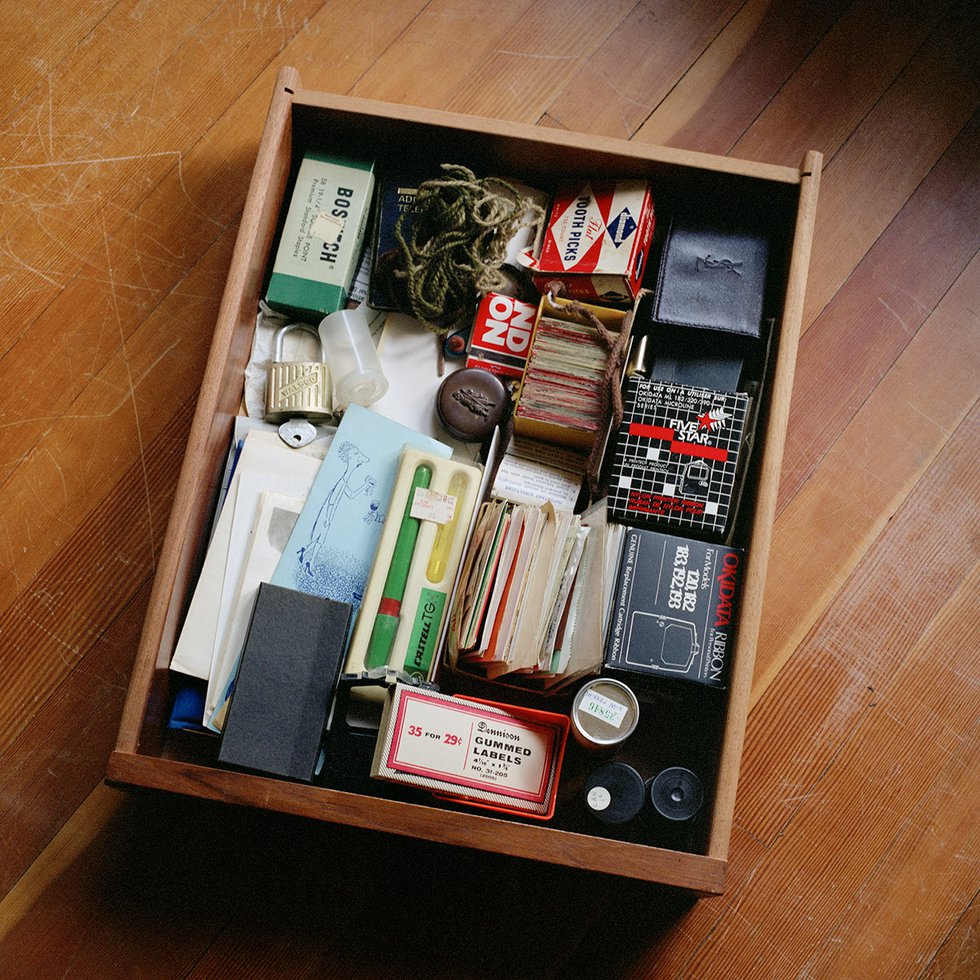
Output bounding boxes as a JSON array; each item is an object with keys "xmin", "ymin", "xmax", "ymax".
[
  {"xmin": 265, "ymin": 151, "xmax": 375, "ymax": 321},
  {"xmin": 371, "ymin": 684, "xmax": 569, "ymax": 818},
  {"xmin": 533, "ymin": 179, "xmax": 654, "ymax": 305},
  {"xmin": 605, "ymin": 528, "xmax": 744, "ymax": 689}
]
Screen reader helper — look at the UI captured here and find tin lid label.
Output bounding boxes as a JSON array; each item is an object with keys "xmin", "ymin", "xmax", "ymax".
[{"xmin": 579, "ymin": 688, "xmax": 629, "ymax": 729}]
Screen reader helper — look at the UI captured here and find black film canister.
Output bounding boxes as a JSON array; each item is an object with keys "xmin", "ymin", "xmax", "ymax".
[
  {"xmin": 583, "ymin": 762, "xmax": 645, "ymax": 824},
  {"xmin": 648, "ymin": 766, "xmax": 704, "ymax": 822}
]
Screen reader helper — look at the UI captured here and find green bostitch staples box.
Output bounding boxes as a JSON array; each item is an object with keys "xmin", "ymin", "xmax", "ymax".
[{"xmin": 266, "ymin": 152, "xmax": 375, "ymax": 321}]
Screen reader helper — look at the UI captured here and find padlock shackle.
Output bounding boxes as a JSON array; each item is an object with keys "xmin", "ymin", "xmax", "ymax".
[{"xmin": 274, "ymin": 322, "xmax": 324, "ymax": 362}]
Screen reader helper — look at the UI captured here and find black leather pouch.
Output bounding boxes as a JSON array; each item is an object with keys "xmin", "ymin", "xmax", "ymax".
[
  {"xmin": 653, "ymin": 214, "xmax": 770, "ymax": 338},
  {"xmin": 218, "ymin": 583, "xmax": 352, "ymax": 782}
]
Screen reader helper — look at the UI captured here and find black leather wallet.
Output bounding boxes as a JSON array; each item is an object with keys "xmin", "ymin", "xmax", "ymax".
[
  {"xmin": 653, "ymin": 215, "xmax": 770, "ymax": 338},
  {"xmin": 650, "ymin": 343, "xmax": 744, "ymax": 392}
]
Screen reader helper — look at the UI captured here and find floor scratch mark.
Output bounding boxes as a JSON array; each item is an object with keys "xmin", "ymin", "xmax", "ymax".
[{"xmin": 99, "ymin": 204, "xmax": 156, "ymax": 565}]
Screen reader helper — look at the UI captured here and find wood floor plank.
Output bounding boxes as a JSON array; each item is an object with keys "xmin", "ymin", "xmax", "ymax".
[
  {"xmin": 0, "ymin": 580, "xmax": 150, "ymax": 896},
  {"xmin": 0, "ymin": 230, "xmax": 221, "ymax": 750},
  {"xmin": 634, "ymin": 0, "xmax": 950, "ymax": 158},
  {"xmin": 741, "ymin": 435, "xmax": 980, "ymax": 850},
  {"xmin": 183, "ymin": 841, "xmax": 603, "ymax": 980},
  {"xmin": 0, "ymin": 2, "xmax": 429, "ymax": 489},
  {"xmin": 920, "ymin": 892, "xmax": 980, "ymax": 980},
  {"xmin": 751, "ymin": 252, "xmax": 980, "ymax": 710},
  {"xmin": 682, "ymin": 552, "xmax": 980, "ymax": 976},
  {"xmin": 0, "ymin": 783, "xmax": 122, "ymax": 950},
  {"xmin": 804, "ymin": 671, "xmax": 979, "ymax": 973},
  {"xmin": 626, "ymin": 0, "xmax": 850, "ymax": 153},
  {"xmin": 734, "ymin": 0, "xmax": 954, "ymax": 166},
  {"xmin": 0, "ymin": 0, "xmax": 119, "ymax": 126},
  {"xmin": 796, "ymin": 3, "xmax": 979, "ymax": 331},
  {"xmin": 541, "ymin": 0, "xmax": 742, "ymax": 140},
  {"xmin": 350, "ymin": 0, "xmax": 538, "ymax": 107},
  {"xmin": 442, "ymin": 0, "xmax": 637, "ymax": 121},
  {"xmin": 0, "ymin": 0, "xmax": 249, "ymax": 343},
  {"xmin": 0, "ymin": 791, "xmax": 239, "ymax": 978},
  {"xmin": 0, "ymin": 789, "xmax": 605, "ymax": 980},
  {"xmin": 778, "ymin": 110, "xmax": 980, "ymax": 513},
  {"xmin": 0, "ymin": 226, "xmax": 230, "ymax": 607},
  {"xmin": 552, "ymin": 823, "xmax": 767, "ymax": 978},
  {"xmin": 0, "ymin": 396, "xmax": 195, "ymax": 753}
]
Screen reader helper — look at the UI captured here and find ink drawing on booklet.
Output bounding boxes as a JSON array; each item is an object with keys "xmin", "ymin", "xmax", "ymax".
[{"xmin": 270, "ymin": 403, "xmax": 451, "ymax": 615}]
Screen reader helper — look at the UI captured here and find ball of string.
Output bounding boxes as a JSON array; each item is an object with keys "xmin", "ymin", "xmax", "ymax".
[{"xmin": 393, "ymin": 164, "xmax": 544, "ymax": 360}]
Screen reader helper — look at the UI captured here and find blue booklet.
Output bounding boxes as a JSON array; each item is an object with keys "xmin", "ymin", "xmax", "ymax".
[{"xmin": 271, "ymin": 404, "xmax": 451, "ymax": 616}]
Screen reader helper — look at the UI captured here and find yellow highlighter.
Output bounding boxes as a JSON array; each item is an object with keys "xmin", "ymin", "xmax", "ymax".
[{"xmin": 426, "ymin": 471, "xmax": 468, "ymax": 583}]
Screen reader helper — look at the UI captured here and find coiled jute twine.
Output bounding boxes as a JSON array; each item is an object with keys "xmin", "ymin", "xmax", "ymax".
[{"xmin": 393, "ymin": 164, "xmax": 544, "ymax": 372}]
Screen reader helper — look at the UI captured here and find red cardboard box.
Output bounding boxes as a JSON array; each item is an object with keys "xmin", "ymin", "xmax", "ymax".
[
  {"xmin": 533, "ymin": 180, "xmax": 654, "ymax": 305},
  {"xmin": 466, "ymin": 292, "xmax": 538, "ymax": 381}
]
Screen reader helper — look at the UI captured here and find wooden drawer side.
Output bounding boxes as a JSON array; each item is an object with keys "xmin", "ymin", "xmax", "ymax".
[
  {"xmin": 114, "ymin": 67, "xmax": 301, "ymax": 757},
  {"xmin": 708, "ymin": 151, "xmax": 823, "ymax": 858}
]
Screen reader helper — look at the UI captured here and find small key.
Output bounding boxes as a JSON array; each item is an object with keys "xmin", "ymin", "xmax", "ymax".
[{"xmin": 278, "ymin": 418, "xmax": 317, "ymax": 449}]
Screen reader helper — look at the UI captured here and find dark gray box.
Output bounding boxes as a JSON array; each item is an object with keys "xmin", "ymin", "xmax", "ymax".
[{"xmin": 218, "ymin": 582, "xmax": 352, "ymax": 781}]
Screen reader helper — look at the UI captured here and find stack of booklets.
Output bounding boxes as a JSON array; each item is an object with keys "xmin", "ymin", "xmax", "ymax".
[{"xmin": 447, "ymin": 498, "xmax": 615, "ymax": 687}]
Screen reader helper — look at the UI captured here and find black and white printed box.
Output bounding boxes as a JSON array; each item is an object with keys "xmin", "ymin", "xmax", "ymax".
[{"xmin": 605, "ymin": 527, "xmax": 743, "ymax": 689}]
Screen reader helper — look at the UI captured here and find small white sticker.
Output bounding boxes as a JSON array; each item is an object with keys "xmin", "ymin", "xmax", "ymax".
[
  {"xmin": 580, "ymin": 689, "xmax": 628, "ymax": 730},
  {"xmin": 587, "ymin": 786, "xmax": 612, "ymax": 811},
  {"xmin": 410, "ymin": 488, "xmax": 457, "ymax": 525},
  {"xmin": 311, "ymin": 211, "xmax": 346, "ymax": 244}
]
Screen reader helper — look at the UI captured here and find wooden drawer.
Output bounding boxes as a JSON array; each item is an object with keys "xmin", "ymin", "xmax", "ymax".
[{"xmin": 107, "ymin": 66, "xmax": 820, "ymax": 893}]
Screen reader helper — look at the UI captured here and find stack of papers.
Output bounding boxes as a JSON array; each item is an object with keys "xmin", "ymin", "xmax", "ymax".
[
  {"xmin": 170, "ymin": 427, "xmax": 330, "ymax": 730},
  {"xmin": 447, "ymin": 498, "xmax": 614, "ymax": 687}
]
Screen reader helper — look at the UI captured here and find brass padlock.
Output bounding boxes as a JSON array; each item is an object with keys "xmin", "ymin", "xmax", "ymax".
[{"xmin": 265, "ymin": 323, "xmax": 333, "ymax": 422}]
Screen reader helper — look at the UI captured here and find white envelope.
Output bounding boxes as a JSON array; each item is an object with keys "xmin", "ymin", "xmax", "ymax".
[
  {"xmin": 373, "ymin": 312, "xmax": 480, "ymax": 461},
  {"xmin": 169, "ymin": 430, "xmax": 327, "ymax": 682},
  {"xmin": 206, "ymin": 490, "xmax": 307, "ymax": 731}
]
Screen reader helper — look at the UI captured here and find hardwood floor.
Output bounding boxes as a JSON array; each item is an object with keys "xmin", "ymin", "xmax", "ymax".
[{"xmin": 1, "ymin": 2, "xmax": 977, "ymax": 976}]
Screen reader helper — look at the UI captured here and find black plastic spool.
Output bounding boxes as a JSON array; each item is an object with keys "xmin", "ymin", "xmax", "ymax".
[{"xmin": 648, "ymin": 766, "xmax": 704, "ymax": 822}]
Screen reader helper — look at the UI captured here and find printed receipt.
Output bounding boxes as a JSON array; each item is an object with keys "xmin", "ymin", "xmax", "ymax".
[{"xmin": 492, "ymin": 454, "xmax": 580, "ymax": 511}]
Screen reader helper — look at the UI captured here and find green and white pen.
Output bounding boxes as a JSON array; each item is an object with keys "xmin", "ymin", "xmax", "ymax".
[{"xmin": 364, "ymin": 463, "xmax": 432, "ymax": 668}]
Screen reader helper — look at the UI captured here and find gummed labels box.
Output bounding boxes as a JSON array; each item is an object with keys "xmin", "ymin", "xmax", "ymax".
[
  {"xmin": 605, "ymin": 528, "xmax": 743, "ymax": 689},
  {"xmin": 372, "ymin": 684, "xmax": 568, "ymax": 818}
]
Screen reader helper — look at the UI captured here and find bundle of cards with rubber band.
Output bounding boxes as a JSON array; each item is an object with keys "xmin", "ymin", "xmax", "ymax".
[{"xmin": 513, "ymin": 294, "xmax": 630, "ymax": 451}]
